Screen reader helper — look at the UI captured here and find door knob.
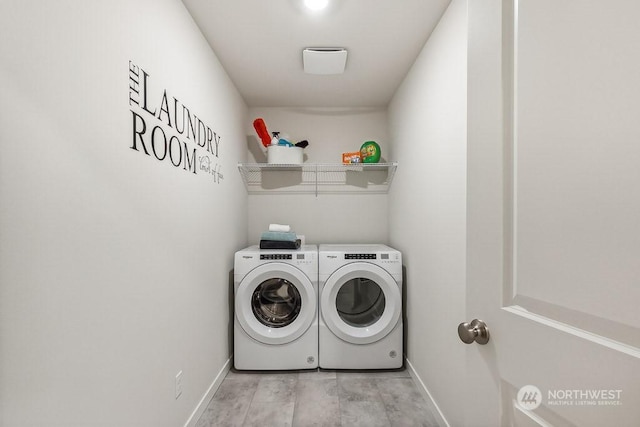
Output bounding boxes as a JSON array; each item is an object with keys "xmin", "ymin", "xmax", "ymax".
[{"xmin": 458, "ymin": 319, "xmax": 490, "ymax": 345}]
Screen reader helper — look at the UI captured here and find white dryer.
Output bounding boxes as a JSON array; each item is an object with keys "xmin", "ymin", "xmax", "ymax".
[
  {"xmin": 318, "ymin": 244, "xmax": 403, "ymax": 369},
  {"xmin": 234, "ymin": 245, "xmax": 318, "ymax": 370}
]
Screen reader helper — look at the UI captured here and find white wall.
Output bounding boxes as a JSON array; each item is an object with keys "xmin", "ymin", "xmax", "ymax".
[
  {"xmin": 388, "ymin": 1, "xmax": 468, "ymax": 426},
  {"xmin": 246, "ymin": 107, "xmax": 389, "ymax": 245},
  {"xmin": 0, "ymin": 1, "xmax": 248, "ymax": 426}
]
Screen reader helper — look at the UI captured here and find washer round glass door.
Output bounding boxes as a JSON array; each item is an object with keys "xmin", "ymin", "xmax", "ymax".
[
  {"xmin": 236, "ymin": 263, "xmax": 316, "ymax": 345},
  {"xmin": 321, "ymin": 262, "xmax": 401, "ymax": 345},
  {"xmin": 251, "ymin": 277, "xmax": 301, "ymax": 328}
]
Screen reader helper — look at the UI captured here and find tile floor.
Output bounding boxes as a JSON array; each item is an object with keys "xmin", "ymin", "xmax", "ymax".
[{"xmin": 195, "ymin": 368, "xmax": 441, "ymax": 427}]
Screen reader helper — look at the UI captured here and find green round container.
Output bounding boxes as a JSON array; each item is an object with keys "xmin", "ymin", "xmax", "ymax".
[{"xmin": 360, "ymin": 141, "xmax": 381, "ymax": 163}]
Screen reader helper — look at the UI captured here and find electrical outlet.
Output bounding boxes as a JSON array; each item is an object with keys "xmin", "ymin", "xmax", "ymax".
[{"xmin": 175, "ymin": 370, "xmax": 183, "ymax": 399}]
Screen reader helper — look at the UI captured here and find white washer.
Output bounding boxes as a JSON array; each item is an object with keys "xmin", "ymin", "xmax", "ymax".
[
  {"xmin": 234, "ymin": 245, "xmax": 318, "ymax": 370},
  {"xmin": 318, "ymin": 244, "xmax": 403, "ymax": 369}
]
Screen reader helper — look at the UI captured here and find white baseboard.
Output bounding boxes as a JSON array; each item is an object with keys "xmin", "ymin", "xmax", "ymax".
[
  {"xmin": 405, "ymin": 357, "xmax": 450, "ymax": 427},
  {"xmin": 183, "ymin": 357, "xmax": 232, "ymax": 427}
]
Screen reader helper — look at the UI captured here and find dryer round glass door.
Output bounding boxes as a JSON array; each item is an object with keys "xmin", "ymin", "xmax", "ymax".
[
  {"xmin": 321, "ymin": 262, "xmax": 401, "ymax": 345},
  {"xmin": 236, "ymin": 262, "xmax": 317, "ymax": 345},
  {"xmin": 336, "ymin": 278, "xmax": 385, "ymax": 327}
]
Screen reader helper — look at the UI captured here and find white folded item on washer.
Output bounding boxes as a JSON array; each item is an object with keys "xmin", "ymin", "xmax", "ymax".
[{"xmin": 268, "ymin": 223, "xmax": 291, "ymax": 232}]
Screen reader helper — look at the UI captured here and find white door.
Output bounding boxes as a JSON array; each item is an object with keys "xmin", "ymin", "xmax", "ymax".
[{"xmin": 463, "ymin": 1, "xmax": 640, "ymax": 426}]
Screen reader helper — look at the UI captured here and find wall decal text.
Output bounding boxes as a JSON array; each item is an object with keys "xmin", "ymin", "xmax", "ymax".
[{"xmin": 128, "ymin": 60, "xmax": 223, "ymax": 183}]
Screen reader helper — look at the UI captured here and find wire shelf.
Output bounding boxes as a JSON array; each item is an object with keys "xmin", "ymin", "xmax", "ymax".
[{"xmin": 237, "ymin": 162, "xmax": 398, "ymax": 195}]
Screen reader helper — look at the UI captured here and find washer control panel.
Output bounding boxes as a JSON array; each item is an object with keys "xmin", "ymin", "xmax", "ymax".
[
  {"xmin": 260, "ymin": 254, "xmax": 293, "ymax": 260},
  {"xmin": 257, "ymin": 252, "xmax": 315, "ymax": 265}
]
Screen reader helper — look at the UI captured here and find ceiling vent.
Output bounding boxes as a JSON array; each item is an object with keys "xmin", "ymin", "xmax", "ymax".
[{"xmin": 302, "ymin": 48, "xmax": 348, "ymax": 75}]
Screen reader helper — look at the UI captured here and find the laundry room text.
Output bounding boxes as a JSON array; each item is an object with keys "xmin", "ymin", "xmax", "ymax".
[{"xmin": 128, "ymin": 60, "xmax": 223, "ymax": 183}]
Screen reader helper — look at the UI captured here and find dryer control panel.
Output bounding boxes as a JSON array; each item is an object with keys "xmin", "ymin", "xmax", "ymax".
[
  {"xmin": 343, "ymin": 252, "xmax": 400, "ymax": 265},
  {"xmin": 318, "ymin": 244, "xmax": 402, "ymax": 280},
  {"xmin": 345, "ymin": 253, "xmax": 377, "ymax": 260}
]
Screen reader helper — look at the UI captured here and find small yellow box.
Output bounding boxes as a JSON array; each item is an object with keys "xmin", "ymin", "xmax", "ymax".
[{"xmin": 342, "ymin": 152, "xmax": 362, "ymax": 164}]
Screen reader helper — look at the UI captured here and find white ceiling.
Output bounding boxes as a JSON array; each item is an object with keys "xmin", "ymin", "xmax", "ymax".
[{"xmin": 181, "ymin": 0, "xmax": 451, "ymax": 108}]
